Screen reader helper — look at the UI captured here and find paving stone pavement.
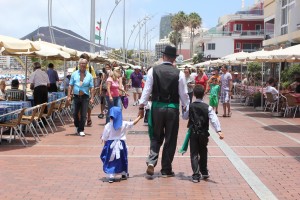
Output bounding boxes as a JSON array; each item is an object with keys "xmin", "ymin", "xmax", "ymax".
[{"xmin": 0, "ymin": 95, "xmax": 299, "ymax": 200}]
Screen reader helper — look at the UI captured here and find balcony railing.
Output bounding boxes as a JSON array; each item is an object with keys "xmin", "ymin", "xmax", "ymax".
[
  {"xmin": 235, "ymin": 9, "xmax": 264, "ymax": 16},
  {"xmin": 204, "ymin": 30, "xmax": 265, "ymax": 37}
]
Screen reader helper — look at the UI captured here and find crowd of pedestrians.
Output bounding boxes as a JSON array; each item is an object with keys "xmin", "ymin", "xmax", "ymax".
[{"xmin": 98, "ymin": 46, "xmax": 225, "ymax": 183}]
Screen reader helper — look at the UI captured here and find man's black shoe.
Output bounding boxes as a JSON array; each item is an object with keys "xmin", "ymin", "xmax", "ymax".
[
  {"xmin": 192, "ymin": 174, "xmax": 201, "ymax": 183},
  {"xmin": 161, "ymin": 171, "xmax": 175, "ymax": 178},
  {"xmin": 201, "ymin": 170, "xmax": 210, "ymax": 179}
]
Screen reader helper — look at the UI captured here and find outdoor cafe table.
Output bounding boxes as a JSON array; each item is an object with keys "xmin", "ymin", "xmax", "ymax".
[
  {"xmin": 28, "ymin": 92, "xmax": 66, "ymax": 106},
  {"xmin": 0, "ymin": 101, "xmax": 31, "ymax": 122},
  {"xmin": 0, "ymin": 105, "xmax": 9, "ymax": 116},
  {"xmin": 49, "ymin": 92, "xmax": 65, "ymax": 102}
]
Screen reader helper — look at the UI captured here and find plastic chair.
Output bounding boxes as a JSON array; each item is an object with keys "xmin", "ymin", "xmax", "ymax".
[
  {"xmin": 0, "ymin": 108, "xmax": 27, "ymax": 146},
  {"xmin": 61, "ymin": 98, "xmax": 73, "ymax": 122},
  {"xmin": 264, "ymin": 92, "xmax": 276, "ymax": 112},
  {"xmin": 22, "ymin": 103, "xmax": 48, "ymax": 136},
  {"xmin": 42, "ymin": 101, "xmax": 57, "ymax": 133},
  {"xmin": 52, "ymin": 99, "xmax": 65, "ymax": 126},
  {"xmin": 6, "ymin": 90, "xmax": 24, "ymax": 101},
  {"xmin": 284, "ymin": 94, "xmax": 299, "ymax": 118},
  {"xmin": 17, "ymin": 106, "xmax": 41, "ymax": 142}
]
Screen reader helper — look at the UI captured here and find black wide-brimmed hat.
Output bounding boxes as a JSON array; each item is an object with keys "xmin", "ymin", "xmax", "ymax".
[{"xmin": 161, "ymin": 45, "xmax": 178, "ymax": 57}]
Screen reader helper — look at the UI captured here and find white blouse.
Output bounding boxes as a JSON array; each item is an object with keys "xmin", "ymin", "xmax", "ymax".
[
  {"xmin": 101, "ymin": 121, "xmax": 134, "ymax": 141},
  {"xmin": 0, "ymin": 90, "xmax": 6, "ymax": 99}
]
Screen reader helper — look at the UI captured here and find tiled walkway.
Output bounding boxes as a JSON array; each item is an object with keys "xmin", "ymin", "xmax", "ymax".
[{"xmin": 0, "ymin": 95, "xmax": 299, "ymax": 200}]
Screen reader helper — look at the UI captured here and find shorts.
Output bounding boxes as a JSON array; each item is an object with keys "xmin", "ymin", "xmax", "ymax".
[
  {"xmin": 220, "ymin": 90, "xmax": 230, "ymax": 104},
  {"xmin": 132, "ymin": 87, "xmax": 142, "ymax": 93}
]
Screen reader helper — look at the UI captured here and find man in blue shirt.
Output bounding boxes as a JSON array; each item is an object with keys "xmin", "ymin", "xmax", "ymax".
[
  {"xmin": 67, "ymin": 58, "xmax": 94, "ymax": 136},
  {"xmin": 47, "ymin": 63, "xmax": 59, "ymax": 92}
]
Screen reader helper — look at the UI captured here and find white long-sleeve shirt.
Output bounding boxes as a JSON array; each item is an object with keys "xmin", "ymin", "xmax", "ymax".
[
  {"xmin": 182, "ymin": 99, "xmax": 221, "ymax": 132},
  {"xmin": 101, "ymin": 121, "xmax": 134, "ymax": 141},
  {"xmin": 139, "ymin": 62, "xmax": 190, "ymax": 108}
]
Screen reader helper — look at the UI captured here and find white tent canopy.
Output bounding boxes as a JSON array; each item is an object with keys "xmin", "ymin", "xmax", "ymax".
[
  {"xmin": 221, "ymin": 51, "xmax": 249, "ymax": 60},
  {"xmin": 268, "ymin": 44, "xmax": 300, "ymax": 62},
  {"xmin": 33, "ymin": 41, "xmax": 71, "ymax": 59},
  {"xmin": 0, "ymin": 35, "xmax": 40, "ymax": 54}
]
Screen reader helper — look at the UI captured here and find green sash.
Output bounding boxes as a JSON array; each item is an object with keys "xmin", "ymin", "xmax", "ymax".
[
  {"xmin": 148, "ymin": 101, "xmax": 179, "ymax": 139},
  {"xmin": 178, "ymin": 128, "xmax": 191, "ymax": 155}
]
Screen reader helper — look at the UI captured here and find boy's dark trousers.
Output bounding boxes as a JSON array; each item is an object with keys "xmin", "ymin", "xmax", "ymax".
[{"xmin": 189, "ymin": 131, "xmax": 209, "ymax": 178}]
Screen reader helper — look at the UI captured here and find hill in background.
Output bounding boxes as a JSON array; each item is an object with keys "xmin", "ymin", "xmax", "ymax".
[{"xmin": 21, "ymin": 26, "xmax": 109, "ymax": 52}]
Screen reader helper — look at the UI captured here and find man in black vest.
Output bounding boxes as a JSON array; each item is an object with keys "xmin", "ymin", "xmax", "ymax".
[{"xmin": 138, "ymin": 45, "xmax": 190, "ymax": 177}]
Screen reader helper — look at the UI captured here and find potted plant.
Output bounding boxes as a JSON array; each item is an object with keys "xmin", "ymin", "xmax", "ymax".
[{"xmin": 253, "ymin": 91, "xmax": 263, "ymax": 108}]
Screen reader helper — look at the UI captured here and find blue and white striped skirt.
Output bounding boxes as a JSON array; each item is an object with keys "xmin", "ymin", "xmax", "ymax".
[{"xmin": 100, "ymin": 140, "xmax": 128, "ymax": 175}]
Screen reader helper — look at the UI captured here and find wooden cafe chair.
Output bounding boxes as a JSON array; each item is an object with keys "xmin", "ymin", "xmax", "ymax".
[{"xmin": 0, "ymin": 108, "xmax": 27, "ymax": 146}]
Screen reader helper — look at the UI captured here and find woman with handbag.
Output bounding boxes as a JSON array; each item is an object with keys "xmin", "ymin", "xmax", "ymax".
[
  {"xmin": 98, "ymin": 65, "xmax": 110, "ymax": 119},
  {"xmin": 105, "ymin": 67, "xmax": 127, "ymax": 124}
]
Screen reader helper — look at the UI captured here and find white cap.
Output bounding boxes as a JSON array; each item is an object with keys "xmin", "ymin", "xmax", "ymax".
[{"xmin": 134, "ymin": 65, "xmax": 141, "ymax": 70}]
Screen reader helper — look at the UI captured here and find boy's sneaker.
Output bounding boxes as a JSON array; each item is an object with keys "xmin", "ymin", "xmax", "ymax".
[
  {"xmin": 146, "ymin": 164, "xmax": 154, "ymax": 176},
  {"xmin": 201, "ymin": 170, "xmax": 210, "ymax": 179},
  {"xmin": 108, "ymin": 178, "xmax": 114, "ymax": 183},
  {"xmin": 161, "ymin": 171, "xmax": 175, "ymax": 178},
  {"xmin": 121, "ymin": 173, "xmax": 129, "ymax": 180}
]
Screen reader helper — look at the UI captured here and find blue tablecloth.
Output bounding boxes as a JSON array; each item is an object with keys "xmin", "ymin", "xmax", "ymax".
[
  {"xmin": 28, "ymin": 92, "xmax": 65, "ymax": 105},
  {"xmin": 48, "ymin": 92, "xmax": 66, "ymax": 100},
  {"xmin": 27, "ymin": 92, "xmax": 66, "ymax": 106},
  {"xmin": 0, "ymin": 101, "xmax": 32, "ymax": 122},
  {"xmin": 0, "ymin": 105, "xmax": 9, "ymax": 116}
]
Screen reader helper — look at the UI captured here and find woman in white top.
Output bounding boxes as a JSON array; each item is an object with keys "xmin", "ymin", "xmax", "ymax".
[
  {"xmin": 265, "ymin": 78, "xmax": 279, "ymax": 100},
  {"xmin": 0, "ymin": 80, "xmax": 6, "ymax": 100},
  {"xmin": 184, "ymin": 67, "xmax": 195, "ymax": 103}
]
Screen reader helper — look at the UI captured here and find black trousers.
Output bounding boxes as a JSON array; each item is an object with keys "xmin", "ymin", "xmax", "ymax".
[
  {"xmin": 34, "ymin": 85, "xmax": 48, "ymax": 105},
  {"xmin": 73, "ymin": 94, "xmax": 89, "ymax": 132},
  {"xmin": 48, "ymin": 83, "xmax": 58, "ymax": 92},
  {"xmin": 147, "ymin": 107, "xmax": 179, "ymax": 173},
  {"xmin": 189, "ymin": 132, "xmax": 209, "ymax": 177}
]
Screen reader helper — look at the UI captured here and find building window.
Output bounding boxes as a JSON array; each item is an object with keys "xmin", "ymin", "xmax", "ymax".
[
  {"xmin": 242, "ymin": 43, "xmax": 260, "ymax": 52},
  {"xmin": 234, "ymin": 24, "xmax": 242, "ymax": 32},
  {"xmin": 207, "ymin": 43, "xmax": 215, "ymax": 50},
  {"xmin": 255, "ymin": 24, "xmax": 261, "ymax": 31},
  {"xmin": 236, "ymin": 43, "xmax": 241, "ymax": 49},
  {"xmin": 281, "ymin": 0, "xmax": 295, "ymax": 35}
]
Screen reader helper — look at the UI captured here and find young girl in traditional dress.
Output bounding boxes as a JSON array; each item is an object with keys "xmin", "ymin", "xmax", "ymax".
[
  {"xmin": 209, "ymin": 78, "xmax": 220, "ymax": 114},
  {"xmin": 100, "ymin": 106, "xmax": 142, "ymax": 183}
]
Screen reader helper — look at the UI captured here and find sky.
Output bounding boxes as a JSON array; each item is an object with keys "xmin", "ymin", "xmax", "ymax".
[{"xmin": 0, "ymin": 0, "xmax": 256, "ymax": 50}]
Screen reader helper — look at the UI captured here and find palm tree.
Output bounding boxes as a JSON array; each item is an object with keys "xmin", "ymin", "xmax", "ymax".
[
  {"xmin": 171, "ymin": 11, "xmax": 188, "ymax": 52},
  {"xmin": 169, "ymin": 31, "xmax": 182, "ymax": 47},
  {"xmin": 188, "ymin": 13, "xmax": 202, "ymax": 58}
]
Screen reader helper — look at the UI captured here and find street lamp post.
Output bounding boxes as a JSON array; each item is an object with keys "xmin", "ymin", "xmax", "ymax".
[
  {"xmin": 125, "ymin": 18, "xmax": 144, "ymax": 62},
  {"xmin": 103, "ymin": 0, "xmax": 122, "ymax": 52},
  {"xmin": 139, "ymin": 26, "xmax": 155, "ymax": 67},
  {"xmin": 122, "ymin": 0, "xmax": 125, "ymax": 62},
  {"xmin": 147, "ymin": 35, "xmax": 156, "ymax": 67},
  {"xmin": 137, "ymin": 16, "xmax": 151, "ymax": 66},
  {"xmin": 90, "ymin": 0, "xmax": 95, "ymax": 53}
]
